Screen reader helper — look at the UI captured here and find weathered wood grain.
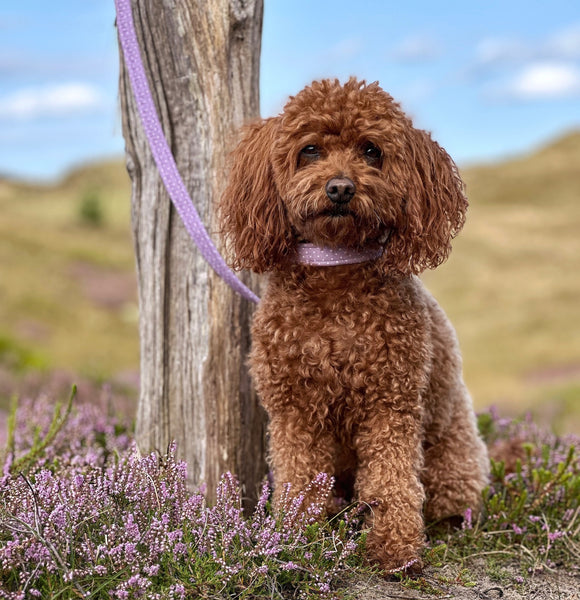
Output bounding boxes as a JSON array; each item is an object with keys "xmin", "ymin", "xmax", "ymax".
[{"xmin": 117, "ymin": 0, "xmax": 266, "ymax": 504}]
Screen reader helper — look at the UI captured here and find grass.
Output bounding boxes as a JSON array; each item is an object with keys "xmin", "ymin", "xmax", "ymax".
[{"xmin": 0, "ymin": 131, "xmax": 579, "ymax": 426}]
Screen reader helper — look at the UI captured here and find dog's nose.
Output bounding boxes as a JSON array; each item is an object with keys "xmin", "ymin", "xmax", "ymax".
[{"xmin": 325, "ymin": 177, "xmax": 356, "ymax": 204}]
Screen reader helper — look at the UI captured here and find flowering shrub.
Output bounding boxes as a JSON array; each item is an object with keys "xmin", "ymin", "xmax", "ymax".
[
  {"xmin": 433, "ymin": 408, "xmax": 580, "ymax": 575},
  {"xmin": 0, "ymin": 394, "xmax": 367, "ymax": 599},
  {"xmin": 2, "ymin": 393, "xmax": 580, "ymax": 598}
]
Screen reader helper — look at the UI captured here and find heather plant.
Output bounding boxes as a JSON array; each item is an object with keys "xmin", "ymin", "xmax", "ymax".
[
  {"xmin": 1, "ymin": 387, "xmax": 132, "ymax": 476},
  {"xmin": 427, "ymin": 408, "xmax": 580, "ymax": 580},
  {"xmin": 2, "ymin": 395, "xmax": 580, "ymax": 599},
  {"xmin": 0, "ymin": 394, "xmax": 368, "ymax": 599}
]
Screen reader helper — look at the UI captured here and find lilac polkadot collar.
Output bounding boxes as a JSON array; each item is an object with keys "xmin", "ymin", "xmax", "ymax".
[{"xmin": 295, "ymin": 243, "xmax": 384, "ymax": 266}]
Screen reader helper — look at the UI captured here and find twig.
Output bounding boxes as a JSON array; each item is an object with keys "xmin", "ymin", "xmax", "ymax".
[
  {"xmin": 22, "ymin": 562, "xmax": 41, "ymax": 596},
  {"xmin": 562, "ymin": 535, "xmax": 580, "ymax": 559},
  {"xmin": 145, "ymin": 471, "xmax": 162, "ymax": 510},
  {"xmin": 381, "ymin": 593, "xmax": 454, "ymax": 600},
  {"xmin": 570, "ymin": 505, "xmax": 580, "ymax": 538}
]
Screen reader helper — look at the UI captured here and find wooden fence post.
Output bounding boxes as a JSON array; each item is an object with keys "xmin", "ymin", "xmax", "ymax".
[{"xmin": 117, "ymin": 0, "xmax": 267, "ymax": 503}]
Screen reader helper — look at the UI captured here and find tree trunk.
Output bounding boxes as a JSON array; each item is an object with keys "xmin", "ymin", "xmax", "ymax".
[{"xmin": 117, "ymin": 0, "xmax": 266, "ymax": 504}]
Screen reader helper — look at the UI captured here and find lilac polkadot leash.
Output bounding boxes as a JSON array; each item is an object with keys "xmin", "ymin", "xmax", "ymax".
[{"xmin": 115, "ymin": 0, "xmax": 260, "ymax": 304}]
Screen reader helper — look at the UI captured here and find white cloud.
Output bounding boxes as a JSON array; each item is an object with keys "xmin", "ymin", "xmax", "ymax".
[
  {"xmin": 511, "ymin": 62, "xmax": 580, "ymax": 98},
  {"xmin": 490, "ymin": 62, "xmax": 580, "ymax": 101},
  {"xmin": 546, "ymin": 24, "xmax": 580, "ymax": 59},
  {"xmin": 390, "ymin": 35, "xmax": 442, "ymax": 62},
  {"xmin": 474, "ymin": 23, "xmax": 580, "ymax": 70},
  {"xmin": 471, "ymin": 24, "xmax": 580, "ymax": 104},
  {"xmin": 0, "ymin": 82, "xmax": 104, "ymax": 120},
  {"xmin": 475, "ymin": 38, "xmax": 530, "ymax": 67}
]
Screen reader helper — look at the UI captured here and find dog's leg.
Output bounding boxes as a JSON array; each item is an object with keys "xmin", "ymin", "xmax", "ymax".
[
  {"xmin": 267, "ymin": 407, "xmax": 337, "ymax": 510},
  {"xmin": 422, "ymin": 385, "xmax": 489, "ymax": 523},
  {"xmin": 354, "ymin": 407, "xmax": 425, "ymax": 574}
]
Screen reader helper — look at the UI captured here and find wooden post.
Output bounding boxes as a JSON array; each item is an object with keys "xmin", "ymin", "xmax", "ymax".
[{"xmin": 117, "ymin": 0, "xmax": 266, "ymax": 504}]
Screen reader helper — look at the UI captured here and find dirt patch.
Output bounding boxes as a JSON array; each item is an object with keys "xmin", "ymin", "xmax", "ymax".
[
  {"xmin": 344, "ymin": 562, "xmax": 579, "ymax": 599},
  {"xmin": 69, "ymin": 261, "xmax": 137, "ymax": 311}
]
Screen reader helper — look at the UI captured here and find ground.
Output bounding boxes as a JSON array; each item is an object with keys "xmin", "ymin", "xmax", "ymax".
[{"xmin": 345, "ymin": 561, "xmax": 579, "ymax": 600}]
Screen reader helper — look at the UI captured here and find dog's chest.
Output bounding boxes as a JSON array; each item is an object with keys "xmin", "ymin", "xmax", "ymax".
[{"xmin": 250, "ymin": 282, "xmax": 427, "ymax": 399}]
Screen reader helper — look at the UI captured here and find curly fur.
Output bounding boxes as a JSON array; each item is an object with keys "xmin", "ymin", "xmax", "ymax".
[{"xmin": 220, "ymin": 78, "xmax": 489, "ymax": 573}]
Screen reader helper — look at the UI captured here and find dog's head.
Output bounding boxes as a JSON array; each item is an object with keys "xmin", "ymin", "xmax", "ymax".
[{"xmin": 220, "ymin": 78, "xmax": 467, "ymax": 275}]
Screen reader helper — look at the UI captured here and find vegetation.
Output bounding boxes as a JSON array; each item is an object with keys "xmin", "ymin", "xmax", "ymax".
[
  {"xmin": 79, "ymin": 188, "xmax": 105, "ymax": 227},
  {"xmin": 0, "ymin": 395, "xmax": 371, "ymax": 599},
  {"xmin": 1, "ymin": 394, "xmax": 579, "ymax": 598},
  {"xmin": 436, "ymin": 410, "xmax": 580, "ymax": 571}
]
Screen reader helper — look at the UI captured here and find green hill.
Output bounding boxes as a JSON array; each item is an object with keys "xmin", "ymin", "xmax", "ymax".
[
  {"xmin": 0, "ymin": 160, "xmax": 136, "ymax": 388},
  {"xmin": 424, "ymin": 130, "xmax": 580, "ymax": 430},
  {"xmin": 1, "ymin": 132, "xmax": 579, "ymax": 430}
]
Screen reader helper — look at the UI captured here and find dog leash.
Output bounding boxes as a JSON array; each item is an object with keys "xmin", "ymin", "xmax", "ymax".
[{"xmin": 115, "ymin": 0, "xmax": 260, "ymax": 304}]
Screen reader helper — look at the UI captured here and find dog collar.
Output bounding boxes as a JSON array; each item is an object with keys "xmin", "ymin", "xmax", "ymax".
[{"xmin": 295, "ymin": 243, "xmax": 384, "ymax": 266}]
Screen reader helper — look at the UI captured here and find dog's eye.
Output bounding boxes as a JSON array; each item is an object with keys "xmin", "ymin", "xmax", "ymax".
[
  {"xmin": 300, "ymin": 145, "xmax": 320, "ymax": 157},
  {"xmin": 362, "ymin": 143, "xmax": 382, "ymax": 165},
  {"xmin": 297, "ymin": 145, "xmax": 321, "ymax": 168}
]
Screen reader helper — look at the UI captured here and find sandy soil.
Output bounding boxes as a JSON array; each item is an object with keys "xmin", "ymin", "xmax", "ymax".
[{"xmin": 345, "ymin": 561, "xmax": 579, "ymax": 600}]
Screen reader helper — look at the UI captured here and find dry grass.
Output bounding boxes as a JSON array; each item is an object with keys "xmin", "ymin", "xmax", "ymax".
[
  {"xmin": 424, "ymin": 130, "xmax": 580, "ymax": 431},
  {"xmin": 0, "ymin": 132, "xmax": 579, "ymax": 428},
  {"xmin": 0, "ymin": 160, "xmax": 137, "ymax": 381}
]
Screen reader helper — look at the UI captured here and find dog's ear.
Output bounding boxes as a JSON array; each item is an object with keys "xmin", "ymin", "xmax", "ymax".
[
  {"xmin": 219, "ymin": 117, "xmax": 293, "ymax": 273},
  {"xmin": 384, "ymin": 128, "xmax": 467, "ymax": 275}
]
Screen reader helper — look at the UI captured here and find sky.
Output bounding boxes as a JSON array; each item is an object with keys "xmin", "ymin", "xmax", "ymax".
[{"xmin": 0, "ymin": 1, "xmax": 579, "ymax": 181}]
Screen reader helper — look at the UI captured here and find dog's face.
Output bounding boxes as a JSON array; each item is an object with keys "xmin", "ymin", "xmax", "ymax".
[
  {"xmin": 270, "ymin": 81, "xmax": 403, "ymax": 250},
  {"xmin": 220, "ymin": 78, "xmax": 467, "ymax": 274}
]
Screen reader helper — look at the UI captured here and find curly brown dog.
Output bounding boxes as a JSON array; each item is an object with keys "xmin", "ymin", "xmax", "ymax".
[{"xmin": 220, "ymin": 78, "xmax": 489, "ymax": 573}]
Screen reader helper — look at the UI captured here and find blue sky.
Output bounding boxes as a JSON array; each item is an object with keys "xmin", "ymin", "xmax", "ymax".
[{"xmin": 1, "ymin": 1, "xmax": 579, "ymax": 181}]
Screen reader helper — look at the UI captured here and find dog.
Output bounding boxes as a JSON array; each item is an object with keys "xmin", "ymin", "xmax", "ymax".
[{"xmin": 219, "ymin": 78, "xmax": 489, "ymax": 573}]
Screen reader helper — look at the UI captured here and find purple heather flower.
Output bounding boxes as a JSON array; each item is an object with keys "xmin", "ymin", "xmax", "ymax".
[
  {"xmin": 548, "ymin": 531, "xmax": 565, "ymax": 542},
  {"xmin": 462, "ymin": 508, "xmax": 473, "ymax": 530},
  {"xmin": 169, "ymin": 583, "xmax": 186, "ymax": 599},
  {"xmin": 563, "ymin": 508, "xmax": 575, "ymax": 522},
  {"xmin": 253, "ymin": 565, "xmax": 269, "ymax": 575},
  {"xmin": 0, "ymin": 396, "xmax": 370, "ymax": 600}
]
